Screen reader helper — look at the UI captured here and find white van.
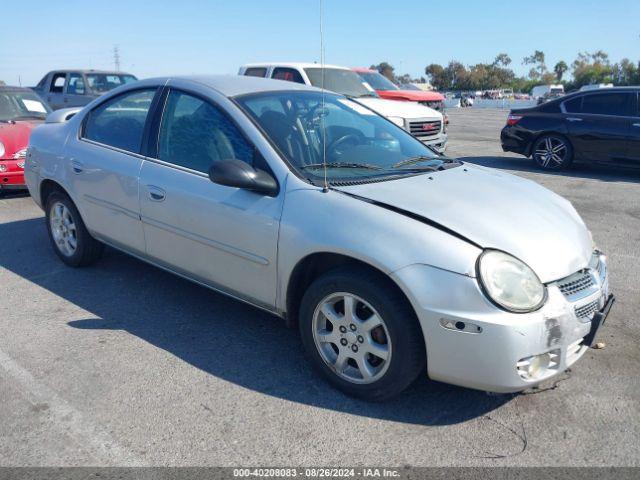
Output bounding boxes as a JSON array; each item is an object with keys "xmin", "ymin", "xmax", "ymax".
[
  {"xmin": 531, "ymin": 84, "xmax": 565, "ymax": 99},
  {"xmin": 239, "ymin": 63, "xmax": 447, "ymax": 153}
]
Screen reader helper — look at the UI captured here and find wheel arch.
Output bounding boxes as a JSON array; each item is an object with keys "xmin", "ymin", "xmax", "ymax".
[
  {"xmin": 40, "ymin": 178, "xmax": 71, "ymax": 207},
  {"xmin": 285, "ymin": 252, "xmax": 418, "ymax": 329}
]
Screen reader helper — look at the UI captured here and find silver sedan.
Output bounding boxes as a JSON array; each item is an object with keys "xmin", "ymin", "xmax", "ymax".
[{"xmin": 24, "ymin": 75, "xmax": 614, "ymax": 400}]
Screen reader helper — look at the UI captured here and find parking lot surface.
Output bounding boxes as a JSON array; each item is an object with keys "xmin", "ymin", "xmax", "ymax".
[{"xmin": 1, "ymin": 108, "xmax": 639, "ymax": 467}]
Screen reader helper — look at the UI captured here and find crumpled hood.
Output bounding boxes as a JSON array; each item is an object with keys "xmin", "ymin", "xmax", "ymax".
[
  {"xmin": 357, "ymin": 97, "xmax": 441, "ymax": 121},
  {"xmin": 337, "ymin": 165, "xmax": 592, "ymax": 282}
]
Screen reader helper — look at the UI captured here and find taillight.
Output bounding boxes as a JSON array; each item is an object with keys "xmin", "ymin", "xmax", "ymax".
[{"xmin": 506, "ymin": 114, "xmax": 523, "ymax": 126}]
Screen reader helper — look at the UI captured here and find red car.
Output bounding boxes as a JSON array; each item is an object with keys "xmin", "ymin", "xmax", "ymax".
[
  {"xmin": 352, "ymin": 68, "xmax": 445, "ymax": 111},
  {"xmin": 0, "ymin": 87, "xmax": 50, "ymax": 194}
]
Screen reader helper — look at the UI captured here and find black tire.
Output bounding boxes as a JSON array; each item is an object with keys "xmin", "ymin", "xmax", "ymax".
[
  {"xmin": 299, "ymin": 266, "xmax": 426, "ymax": 401},
  {"xmin": 45, "ymin": 191, "xmax": 104, "ymax": 267},
  {"xmin": 531, "ymin": 134, "xmax": 573, "ymax": 170}
]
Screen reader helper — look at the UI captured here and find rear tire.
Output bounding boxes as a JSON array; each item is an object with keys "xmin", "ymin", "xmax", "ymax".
[
  {"xmin": 45, "ymin": 191, "xmax": 104, "ymax": 267},
  {"xmin": 531, "ymin": 134, "xmax": 573, "ymax": 170},
  {"xmin": 299, "ymin": 266, "xmax": 426, "ymax": 401}
]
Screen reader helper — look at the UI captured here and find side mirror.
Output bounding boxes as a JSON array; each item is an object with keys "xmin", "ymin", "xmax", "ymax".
[{"xmin": 208, "ymin": 159, "xmax": 279, "ymax": 197}]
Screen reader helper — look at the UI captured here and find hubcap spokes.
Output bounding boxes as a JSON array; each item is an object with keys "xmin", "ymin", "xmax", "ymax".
[
  {"xmin": 535, "ymin": 137, "xmax": 566, "ymax": 168},
  {"xmin": 313, "ymin": 293, "xmax": 391, "ymax": 384},
  {"xmin": 50, "ymin": 202, "xmax": 77, "ymax": 257}
]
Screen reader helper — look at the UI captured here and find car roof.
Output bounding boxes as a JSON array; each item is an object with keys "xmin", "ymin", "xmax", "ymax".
[
  {"xmin": 140, "ymin": 75, "xmax": 324, "ymax": 97},
  {"xmin": 0, "ymin": 86, "xmax": 37, "ymax": 93},
  {"xmin": 51, "ymin": 69, "xmax": 136, "ymax": 75},
  {"xmin": 241, "ymin": 62, "xmax": 349, "ymax": 71}
]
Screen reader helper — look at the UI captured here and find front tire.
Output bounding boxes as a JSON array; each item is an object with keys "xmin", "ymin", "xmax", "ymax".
[
  {"xmin": 299, "ymin": 267, "xmax": 426, "ymax": 401},
  {"xmin": 45, "ymin": 191, "xmax": 104, "ymax": 267},
  {"xmin": 532, "ymin": 134, "xmax": 573, "ymax": 170}
]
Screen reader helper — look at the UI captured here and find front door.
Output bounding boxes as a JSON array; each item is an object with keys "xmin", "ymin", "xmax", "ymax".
[
  {"xmin": 66, "ymin": 87, "xmax": 158, "ymax": 254},
  {"xmin": 564, "ymin": 91, "xmax": 633, "ymax": 162},
  {"xmin": 65, "ymin": 73, "xmax": 90, "ymax": 107},
  {"xmin": 139, "ymin": 88, "xmax": 282, "ymax": 308}
]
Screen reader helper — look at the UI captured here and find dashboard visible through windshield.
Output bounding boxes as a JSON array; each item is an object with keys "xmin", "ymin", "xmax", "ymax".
[{"xmin": 236, "ymin": 91, "xmax": 457, "ymax": 184}]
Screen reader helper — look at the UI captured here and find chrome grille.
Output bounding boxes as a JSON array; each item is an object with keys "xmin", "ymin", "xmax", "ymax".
[
  {"xmin": 408, "ymin": 120, "xmax": 441, "ymax": 137},
  {"xmin": 557, "ymin": 271, "xmax": 595, "ymax": 297},
  {"xmin": 575, "ymin": 300, "xmax": 599, "ymax": 320}
]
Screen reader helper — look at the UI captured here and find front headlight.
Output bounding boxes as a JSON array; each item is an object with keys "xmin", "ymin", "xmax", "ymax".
[
  {"xmin": 478, "ymin": 250, "xmax": 546, "ymax": 313},
  {"xmin": 0, "ymin": 141, "xmax": 5, "ymax": 158},
  {"xmin": 388, "ymin": 116, "xmax": 405, "ymax": 128}
]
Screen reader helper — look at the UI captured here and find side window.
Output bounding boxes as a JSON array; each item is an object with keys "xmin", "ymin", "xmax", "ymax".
[
  {"xmin": 563, "ymin": 96, "xmax": 582, "ymax": 113},
  {"xmin": 83, "ymin": 89, "xmax": 156, "ymax": 153},
  {"xmin": 50, "ymin": 73, "xmax": 66, "ymax": 93},
  {"xmin": 272, "ymin": 68, "xmax": 304, "ymax": 84},
  {"xmin": 244, "ymin": 67, "xmax": 267, "ymax": 78},
  {"xmin": 67, "ymin": 73, "xmax": 86, "ymax": 95},
  {"xmin": 158, "ymin": 90, "xmax": 254, "ymax": 173},
  {"xmin": 581, "ymin": 93, "xmax": 631, "ymax": 116}
]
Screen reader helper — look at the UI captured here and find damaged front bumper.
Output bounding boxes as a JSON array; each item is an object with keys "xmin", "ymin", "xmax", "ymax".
[{"xmin": 392, "ymin": 252, "xmax": 612, "ymax": 393}]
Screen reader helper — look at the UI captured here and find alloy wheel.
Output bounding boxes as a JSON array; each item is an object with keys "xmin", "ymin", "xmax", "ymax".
[
  {"xmin": 312, "ymin": 292, "xmax": 391, "ymax": 384},
  {"xmin": 49, "ymin": 201, "xmax": 78, "ymax": 257},
  {"xmin": 533, "ymin": 136, "xmax": 567, "ymax": 169}
]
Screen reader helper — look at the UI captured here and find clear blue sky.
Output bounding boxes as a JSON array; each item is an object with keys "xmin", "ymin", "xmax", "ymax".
[{"xmin": 2, "ymin": 0, "xmax": 639, "ymax": 86}]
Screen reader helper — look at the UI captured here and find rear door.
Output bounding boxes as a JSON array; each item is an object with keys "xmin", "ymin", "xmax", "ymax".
[
  {"xmin": 628, "ymin": 91, "xmax": 640, "ymax": 162},
  {"xmin": 564, "ymin": 91, "xmax": 633, "ymax": 162},
  {"xmin": 67, "ymin": 87, "xmax": 160, "ymax": 254},
  {"xmin": 47, "ymin": 72, "xmax": 68, "ymax": 110}
]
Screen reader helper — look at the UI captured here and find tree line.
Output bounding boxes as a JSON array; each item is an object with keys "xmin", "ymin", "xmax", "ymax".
[{"xmin": 371, "ymin": 50, "xmax": 640, "ymax": 93}]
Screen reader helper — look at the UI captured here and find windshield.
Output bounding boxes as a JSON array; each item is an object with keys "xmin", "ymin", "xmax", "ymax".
[
  {"xmin": 0, "ymin": 90, "xmax": 51, "ymax": 121},
  {"xmin": 356, "ymin": 72, "xmax": 399, "ymax": 91},
  {"xmin": 86, "ymin": 74, "xmax": 138, "ymax": 93},
  {"xmin": 304, "ymin": 68, "xmax": 377, "ymax": 98},
  {"xmin": 236, "ymin": 91, "xmax": 455, "ymax": 184},
  {"xmin": 399, "ymin": 83, "xmax": 420, "ymax": 91}
]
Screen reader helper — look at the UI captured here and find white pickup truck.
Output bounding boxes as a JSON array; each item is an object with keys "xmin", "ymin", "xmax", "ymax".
[{"xmin": 239, "ymin": 63, "xmax": 447, "ymax": 153}]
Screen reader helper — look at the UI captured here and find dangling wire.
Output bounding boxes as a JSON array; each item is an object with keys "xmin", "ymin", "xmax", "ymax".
[{"xmin": 320, "ymin": 0, "xmax": 328, "ymax": 192}]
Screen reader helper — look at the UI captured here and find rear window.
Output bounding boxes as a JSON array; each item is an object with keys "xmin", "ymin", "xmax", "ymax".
[
  {"xmin": 272, "ymin": 68, "xmax": 304, "ymax": 84},
  {"xmin": 581, "ymin": 93, "xmax": 631, "ymax": 116},
  {"xmin": 83, "ymin": 89, "xmax": 156, "ymax": 153},
  {"xmin": 563, "ymin": 96, "xmax": 582, "ymax": 113},
  {"xmin": 244, "ymin": 67, "xmax": 267, "ymax": 78}
]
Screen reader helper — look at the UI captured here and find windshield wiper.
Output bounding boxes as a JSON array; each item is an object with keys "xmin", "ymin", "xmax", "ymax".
[
  {"xmin": 392, "ymin": 156, "xmax": 462, "ymax": 169},
  {"xmin": 300, "ymin": 162, "xmax": 384, "ymax": 171},
  {"xmin": 392, "ymin": 156, "xmax": 440, "ymax": 169}
]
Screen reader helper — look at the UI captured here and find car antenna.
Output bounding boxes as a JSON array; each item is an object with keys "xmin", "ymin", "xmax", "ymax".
[{"xmin": 320, "ymin": 0, "xmax": 329, "ymax": 193}]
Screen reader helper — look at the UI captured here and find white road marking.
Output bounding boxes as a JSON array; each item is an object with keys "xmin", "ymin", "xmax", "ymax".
[{"xmin": 0, "ymin": 348, "xmax": 144, "ymax": 466}]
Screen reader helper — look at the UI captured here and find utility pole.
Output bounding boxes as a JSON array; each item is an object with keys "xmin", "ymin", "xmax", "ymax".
[{"xmin": 113, "ymin": 45, "xmax": 121, "ymax": 72}]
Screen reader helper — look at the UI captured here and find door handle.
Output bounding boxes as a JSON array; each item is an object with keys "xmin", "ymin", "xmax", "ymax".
[
  {"xmin": 70, "ymin": 160, "xmax": 83, "ymax": 173},
  {"xmin": 566, "ymin": 117, "xmax": 583, "ymax": 122},
  {"xmin": 147, "ymin": 185, "xmax": 166, "ymax": 202}
]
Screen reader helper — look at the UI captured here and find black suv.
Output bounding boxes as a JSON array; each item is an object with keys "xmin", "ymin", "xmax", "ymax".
[{"xmin": 501, "ymin": 87, "xmax": 640, "ymax": 170}]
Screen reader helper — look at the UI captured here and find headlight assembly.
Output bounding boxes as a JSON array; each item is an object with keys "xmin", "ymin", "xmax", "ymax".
[{"xmin": 477, "ymin": 250, "xmax": 546, "ymax": 313}]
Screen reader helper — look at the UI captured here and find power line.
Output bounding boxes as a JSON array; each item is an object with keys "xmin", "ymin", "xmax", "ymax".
[{"xmin": 113, "ymin": 45, "xmax": 121, "ymax": 72}]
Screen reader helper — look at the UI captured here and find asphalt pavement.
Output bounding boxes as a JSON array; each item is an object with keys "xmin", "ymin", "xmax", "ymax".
[{"xmin": 1, "ymin": 108, "xmax": 638, "ymax": 467}]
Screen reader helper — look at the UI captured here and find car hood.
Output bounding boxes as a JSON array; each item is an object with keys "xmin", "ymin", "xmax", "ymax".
[
  {"xmin": 378, "ymin": 89, "xmax": 445, "ymax": 102},
  {"xmin": 0, "ymin": 120, "xmax": 39, "ymax": 158},
  {"xmin": 337, "ymin": 165, "xmax": 592, "ymax": 282},
  {"xmin": 356, "ymin": 97, "xmax": 441, "ymax": 121}
]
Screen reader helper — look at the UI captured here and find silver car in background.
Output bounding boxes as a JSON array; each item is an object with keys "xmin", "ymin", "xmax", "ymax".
[{"xmin": 24, "ymin": 76, "xmax": 614, "ymax": 400}]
